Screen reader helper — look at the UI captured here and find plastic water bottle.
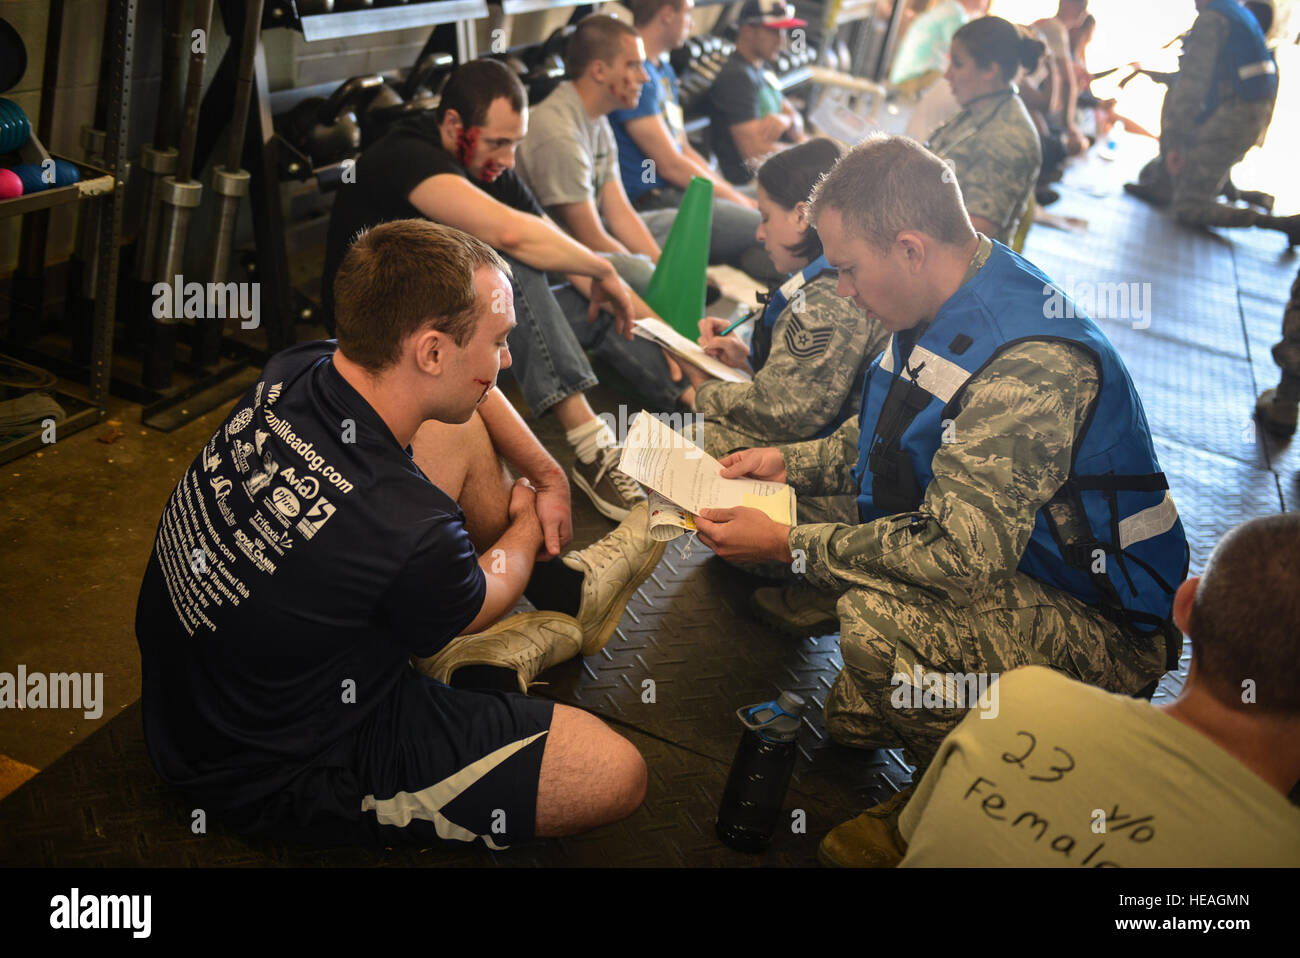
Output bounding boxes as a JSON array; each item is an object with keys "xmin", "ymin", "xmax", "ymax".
[
  {"xmin": 715, "ymin": 691, "xmax": 806, "ymax": 852},
  {"xmin": 1100, "ymin": 120, "xmax": 1122, "ymax": 162}
]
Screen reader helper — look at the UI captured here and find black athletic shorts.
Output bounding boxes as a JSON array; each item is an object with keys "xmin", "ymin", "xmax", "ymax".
[{"xmin": 224, "ymin": 668, "xmax": 555, "ymax": 849}]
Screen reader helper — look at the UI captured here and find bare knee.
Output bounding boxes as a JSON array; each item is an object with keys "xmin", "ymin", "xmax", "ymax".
[
  {"xmin": 534, "ymin": 704, "xmax": 646, "ymax": 837},
  {"xmin": 411, "ymin": 414, "xmax": 491, "ymax": 499}
]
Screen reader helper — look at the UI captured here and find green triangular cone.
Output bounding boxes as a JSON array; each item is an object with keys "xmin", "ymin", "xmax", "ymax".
[{"xmin": 646, "ymin": 175, "xmax": 713, "ymax": 339}]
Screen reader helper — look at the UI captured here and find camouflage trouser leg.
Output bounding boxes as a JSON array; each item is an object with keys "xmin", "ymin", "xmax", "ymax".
[
  {"xmin": 823, "ymin": 571, "xmax": 1175, "ymax": 774},
  {"xmin": 1172, "ymin": 101, "xmax": 1273, "ymax": 229},
  {"xmin": 1134, "ymin": 93, "xmax": 1175, "ymax": 201},
  {"xmin": 1274, "ymin": 265, "xmax": 1300, "ymax": 395}
]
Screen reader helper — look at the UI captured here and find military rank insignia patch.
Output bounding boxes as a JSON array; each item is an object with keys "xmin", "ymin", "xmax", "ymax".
[{"xmin": 784, "ymin": 312, "xmax": 833, "ymax": 360}]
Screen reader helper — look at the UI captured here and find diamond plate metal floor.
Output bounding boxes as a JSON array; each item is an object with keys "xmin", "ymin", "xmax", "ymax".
[{"xmin": 2, "ymin": 149, "xmax": 1296, "ymax": 867}]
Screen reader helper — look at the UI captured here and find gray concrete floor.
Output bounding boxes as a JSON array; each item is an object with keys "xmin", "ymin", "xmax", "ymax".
[{"xmin": 0, "ymin": 391, "xmax": 240, "ymax": 770}]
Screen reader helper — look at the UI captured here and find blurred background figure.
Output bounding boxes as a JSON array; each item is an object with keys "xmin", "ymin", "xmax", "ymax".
[
  {"xmin": 706, "ymin": 0, "xmax": 810, "ymax": 186},
  {"xmin": 927, "ymin": 16, "xmax": 1047, "ymax": 243},
  {"xmin": 891, "ymin": 0, "xmax": 991, "ymax": 96},
  {"xmin": 1124, "ymin": 0, "xmax": 1297, "ymax": 246},
  {"xmin": 1255, "ymin": 264, "xmax": 1300, "ymax": 437},
  {"xmin": 1031, "ymin": 0, "xmax": 1093, "ymax": 157}
]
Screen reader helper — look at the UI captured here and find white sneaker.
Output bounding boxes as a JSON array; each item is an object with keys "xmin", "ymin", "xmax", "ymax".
[
  {"xmin": 413, "ymin": 611, "xmax": 583, "ymax": 693},
  {"xmin": 561, "ymin": 501, "xmax": 666, "ymax": 655}
]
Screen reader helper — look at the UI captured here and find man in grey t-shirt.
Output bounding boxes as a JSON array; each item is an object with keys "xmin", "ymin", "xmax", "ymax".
[{"xmin": 516, "ymin": 15, "xmax": 674, "ymax": 264}]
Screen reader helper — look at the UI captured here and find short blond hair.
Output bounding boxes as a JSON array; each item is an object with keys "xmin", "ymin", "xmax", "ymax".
[{"xmin": 808, "ymin": 133, "xmax": 974, "ymax": 252}]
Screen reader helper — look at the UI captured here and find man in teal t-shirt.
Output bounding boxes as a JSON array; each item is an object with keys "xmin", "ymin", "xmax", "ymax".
[{"xmin": 706, "ymin": 0, "xmax": 808, "ymax": 185}]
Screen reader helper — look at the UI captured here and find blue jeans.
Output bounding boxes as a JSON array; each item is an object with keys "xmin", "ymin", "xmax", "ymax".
[{"xmin": 500, "ymin": 252, "xmax": 684, "ymax": 417}]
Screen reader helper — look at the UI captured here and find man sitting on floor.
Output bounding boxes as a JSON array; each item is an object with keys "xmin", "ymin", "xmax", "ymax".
[
  {"xmin": 323, "ymin": 58, "xmax": 676, "ymax": 523},
  {"xmin": 689, "ymin": 135, "xmax": 1190, "ymax": 863},
  {"xmin": 136, "ymin": 220, "xmax": 663, "ymax": 848},
  {"xmin": 830, "ymin": 514, "xmax": 1300, "ymax": 867}
]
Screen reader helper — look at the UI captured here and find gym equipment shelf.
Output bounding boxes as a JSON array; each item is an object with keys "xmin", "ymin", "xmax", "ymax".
[
  {"xmin": 0, "ymin": 157, "xmax": 115, "ymax": 219},
  {"xmin": 1, "ymin": 0, "xmax": 134, "ymax": 465},
  {"xmin": 297, "ymin": 0, "xmax": 487, "ymax": 42},
  {"xmin": 499, "ymin": 0, "xmax": 585, "ymax": 13}
]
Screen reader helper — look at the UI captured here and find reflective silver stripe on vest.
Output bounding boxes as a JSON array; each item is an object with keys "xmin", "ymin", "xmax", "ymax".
[
  {"xmin": 778, "ymin": 271, "xmax": 805, "ymax": 300},
  {"xmin": 1238, "ymin": 60, "xmax": 1277, "ymax": 80},
  {"xmin": 902, "ymin": 345, "xmax": 972, "ymax": 404},
  {"xmin": 1117, "ymin": 492, "xmax": 1180, "ymax": 550},
  {"xmin": 880, "ymin": 334, "xmax": 897, "ymax": 373},
  {"xmin": 878, "ymin": 339, "xmax": 970, "ymax": 403}
]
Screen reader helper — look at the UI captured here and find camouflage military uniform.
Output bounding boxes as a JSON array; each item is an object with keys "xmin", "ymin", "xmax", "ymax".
[
  {"xmin": 777, "ymin": 341, "xmax": 1179, "ymax": 773},
  {"xmin": 692, "ymin": 273, "xmax": 889, "ymax": 527},
  {"xmin": 1257, "ymin": 263, "xmax": 1300, "ymax": 433},
  {"xmin": 1165, "ymin": 7, "xmax": 1276, "ymax": 229},
  {"xmin": 1277, "ymin": 265, "xmax": 1300, "ymax": 380},
  {"xmin": 927, "ymin": 90, "xmax": 1042, "ymax": 245}
]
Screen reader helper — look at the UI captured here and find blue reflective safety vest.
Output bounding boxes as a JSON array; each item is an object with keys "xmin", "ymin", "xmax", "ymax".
[
  {"xmin": 748, "ymin": 254, "xmax": 856, "ymax": 438},
  {"xmin": 851, "ymin": 241, "xmax": 1190, "ymax": 634},
  {"xmin": 1200, "ymin": 0, "xmax": 1278, "ymax": 121}
]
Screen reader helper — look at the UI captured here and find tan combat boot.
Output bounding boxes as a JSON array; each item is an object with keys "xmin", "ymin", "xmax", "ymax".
[{"xmin": 817, "ymin": 786, "xmax": 914, "ymax": 867}]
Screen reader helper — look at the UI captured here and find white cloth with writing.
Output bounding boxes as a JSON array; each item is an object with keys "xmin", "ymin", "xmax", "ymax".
[{"xmin": 898, "ymin": 666, "xmax": 1300, "ymax": 867}]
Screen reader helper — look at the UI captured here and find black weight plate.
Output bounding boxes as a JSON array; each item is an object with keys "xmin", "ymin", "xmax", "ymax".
[{"xmin": 0, "ymin": 18, "xmax": 28, "ymax": 93}]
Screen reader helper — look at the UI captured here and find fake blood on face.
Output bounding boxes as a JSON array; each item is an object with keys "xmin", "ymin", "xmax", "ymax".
[{"xmin": 456, "ymin": 127, "xmax": 503, "ymax": 183}]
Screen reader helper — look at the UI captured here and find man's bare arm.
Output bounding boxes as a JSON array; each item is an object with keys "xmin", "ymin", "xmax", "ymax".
[
  {"xmin": 462, "ymin": 479, "xmax": 544, "ymax": 633},
  {"xmin": 780, "ymin": 97, "xmax": 806, "ymax": 142},
  {"xmin": 565, "ymin": 272, "xmax": 660, "ymax": 325},
  {"xmin": 477, "ymin": 388, "xmax": 567, "ymax": 490},
  {"xmin": 477, "ymin": 388, "xmax": 572, "ymax": 558},
  {"xmin": 551, "ymin": 197, "xmax": 632, "ymax": 256},
  {"xmin": 409, "ymin": 174, "xmax": 613, "ymax": 279},
  {"xmin": 681, "ymin": 142, "xmax": 757, "ymax": 207},
  {"xmin": 599, "ymin": 178, "xmax": 661, "ymax": 261},
  {"xmin": 625, "ymin": 114, "xmax": 756, "ymax": 207},
  {"xmin": 729, "ymin": 114, "xmax": 791, "ymax": 164}
]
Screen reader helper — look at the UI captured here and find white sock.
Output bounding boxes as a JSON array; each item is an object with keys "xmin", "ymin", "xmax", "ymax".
[{"xmin": 567, "ymin": 417, "xmax": 617, "ymax": 464}]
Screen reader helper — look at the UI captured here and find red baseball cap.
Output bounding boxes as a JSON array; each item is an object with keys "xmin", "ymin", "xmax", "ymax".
[{"xmin": 738, "ymin": 0, "xmax": 806, "ymax": 29}]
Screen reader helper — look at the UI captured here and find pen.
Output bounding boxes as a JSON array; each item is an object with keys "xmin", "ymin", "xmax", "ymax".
[{"xmin": 718, "ymin": 309, "xmax": 758, "ymax": 338}]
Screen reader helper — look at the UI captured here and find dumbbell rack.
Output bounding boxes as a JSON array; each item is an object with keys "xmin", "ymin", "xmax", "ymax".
[
  {"xmin": 825, "ymin": 0, "xmax": 905, "ymax": 82},
  {"xmin": 239, "ymin": 0, "xmax": 487, "ymax": 350},
  {"xmin": 0, "ymin": 0, "xmax": 134, "ymax": 465},
  {"xmin": 672, "ymin": 19, "xmax": 819, "ymax": 147}
]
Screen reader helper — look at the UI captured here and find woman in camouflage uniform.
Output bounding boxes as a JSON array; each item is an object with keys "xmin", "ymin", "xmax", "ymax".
[
  {"xmin": 927, "ymin": 16, "xmax": 1047, "ymax": 245},
  {"xmin": 680, "ymin": 137, "xmax": 889, "ymax": 526}
]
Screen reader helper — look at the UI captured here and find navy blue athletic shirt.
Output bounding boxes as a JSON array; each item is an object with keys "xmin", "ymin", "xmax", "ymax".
[{"xmin": 134, "ymin": 341, "xmax": 486, "ymax": 812}]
